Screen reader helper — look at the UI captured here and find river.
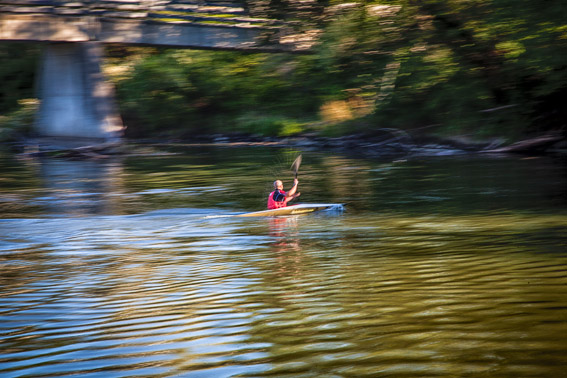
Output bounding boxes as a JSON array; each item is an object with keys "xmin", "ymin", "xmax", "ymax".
[{"xmin": 1, "ymin": 145, "xmax": 566, "ymax": 377}]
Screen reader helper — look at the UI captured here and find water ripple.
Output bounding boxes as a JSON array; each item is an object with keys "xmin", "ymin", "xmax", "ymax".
[{"xmin": 0, "ymin": 211, "xmax": 566, "ymax": 377}]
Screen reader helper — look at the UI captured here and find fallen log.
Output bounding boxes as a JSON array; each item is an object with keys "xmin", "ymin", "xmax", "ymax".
[
  {"xmin": 19, "ymin": 139, "xmax": 122, "ymax": 159},
  {"xmin": 482, "ymin": 135, "xmax": 564, "ymax": 154}
]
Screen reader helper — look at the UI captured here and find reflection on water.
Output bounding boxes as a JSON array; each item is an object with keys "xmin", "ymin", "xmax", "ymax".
[
  {"xmin": 38, "ymin": 159, "xmax": 125, "ymax": 216},
  {"xmin": 0, "ymin": 148, "xmax": 566, "ymax": 377},
  {"xmin": 269, "ymin": 217, "xmax": 300, "ymax": 252}
]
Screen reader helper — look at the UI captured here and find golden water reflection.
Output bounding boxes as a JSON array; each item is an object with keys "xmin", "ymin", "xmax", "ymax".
[{"xmin": 248, "ymin": 214, "xmax": 567, "ymax": 377}]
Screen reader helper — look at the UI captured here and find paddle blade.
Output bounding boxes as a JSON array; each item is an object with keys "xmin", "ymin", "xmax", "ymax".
[{"xmin": 291, "ymin": 155, "xmax": 302, "ymax": 178}]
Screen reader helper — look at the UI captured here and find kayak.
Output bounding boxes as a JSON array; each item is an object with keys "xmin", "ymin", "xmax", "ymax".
[{"xmin": 235, "ymin": 203, "xmax": 344, "ymax": 217}]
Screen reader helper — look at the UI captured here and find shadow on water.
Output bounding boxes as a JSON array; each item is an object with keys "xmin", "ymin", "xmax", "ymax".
[{"xmin": 0, "ymin": 147, "xmax": 566, "ymax": 377}]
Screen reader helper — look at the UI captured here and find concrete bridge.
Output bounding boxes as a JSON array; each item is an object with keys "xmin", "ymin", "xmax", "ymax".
[{"xmin": 0, "ymin": 0, "xmax": 312, "ymax": 141}]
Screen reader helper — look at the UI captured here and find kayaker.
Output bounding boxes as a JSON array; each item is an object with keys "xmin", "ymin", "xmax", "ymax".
[{"xmin": 267, "ymin": 179, "xmax": 300, "ymax": 209}]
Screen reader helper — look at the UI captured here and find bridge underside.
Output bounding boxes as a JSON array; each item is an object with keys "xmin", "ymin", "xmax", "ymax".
[{"xmin": 0, "ymin": 14, "xmax": 286, "ymax": 52}]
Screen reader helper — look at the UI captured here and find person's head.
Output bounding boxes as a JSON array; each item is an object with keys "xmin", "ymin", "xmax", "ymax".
[{"xmin": 273, "ymin": 180, "xmax": 283, "ymax": 190}]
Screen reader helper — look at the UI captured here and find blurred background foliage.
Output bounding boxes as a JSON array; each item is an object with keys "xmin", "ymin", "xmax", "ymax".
[{"xmin": 0, "ymin": 0, "xmax": 565, "ymax": 141}]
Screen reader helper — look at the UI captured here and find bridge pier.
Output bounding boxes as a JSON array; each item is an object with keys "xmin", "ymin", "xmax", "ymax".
[{"xmin": 35, "ymin": 42, "xmax": 124, "ymax": 141}]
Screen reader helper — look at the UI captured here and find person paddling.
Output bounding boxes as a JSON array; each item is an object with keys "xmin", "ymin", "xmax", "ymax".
[{"xmin": 267, "ymin": 179, "xmax": 300, "ymax": 209}]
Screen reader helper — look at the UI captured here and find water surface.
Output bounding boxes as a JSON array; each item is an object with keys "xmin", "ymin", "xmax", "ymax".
[{"xmin": 1, "ymin": 146, "xmax": 566, "ymax": 377}]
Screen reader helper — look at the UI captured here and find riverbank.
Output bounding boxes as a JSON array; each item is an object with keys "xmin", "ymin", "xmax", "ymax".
[{"xmin": 9, "ymin": 129, "xmax": 566, "ymax": 160}]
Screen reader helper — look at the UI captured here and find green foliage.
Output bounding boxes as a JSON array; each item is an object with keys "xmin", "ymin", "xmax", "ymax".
[
  {"xmin": 111, "ymin": 49, "xmax": 322, "ymax": 137},
  {"xmin": 0, "ymin": 44, "xmax": 40, "ymax": 114},
  {"xmin": 0, "ymin": 99, "xmax": 38, "ymax": 142},
  {"xmin": 317, "ymin": 0, "xmax": 567, "ymax": 138},
  {"xmin": 115, "ymin": 52, "xmax": 200, "ymax": 137},
  {"xmin": 235, "ymin": 114, "xmax": 305, "ymax": 136}
]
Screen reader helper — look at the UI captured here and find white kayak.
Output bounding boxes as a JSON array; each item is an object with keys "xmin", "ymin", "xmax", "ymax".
[{"xmin": 235, "ymin": 203, "xmax": 344, "ymax": 217}]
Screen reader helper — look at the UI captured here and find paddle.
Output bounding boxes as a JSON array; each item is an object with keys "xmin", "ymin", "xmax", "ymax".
[{"xmin": 290, "ymin": 154, "xmax": 302, "ymax": 179}]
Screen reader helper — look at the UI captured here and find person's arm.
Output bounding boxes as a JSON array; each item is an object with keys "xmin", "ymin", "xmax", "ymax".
[
  {"xmin": 285, "ymin": 192, "xmax": 300, "ymax": 204},
  {"xmin": 285, "ymin": 179, "xmax": 300, "ymax": 203},
  {"xmin": 286, "ymin": 178, "xmax": 299, "ymax": 197}
]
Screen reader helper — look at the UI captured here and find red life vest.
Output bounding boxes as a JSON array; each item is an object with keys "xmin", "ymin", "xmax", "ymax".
[{"xmin": 267, "ymin": 190, "xmax": 287, "ymax": 209}]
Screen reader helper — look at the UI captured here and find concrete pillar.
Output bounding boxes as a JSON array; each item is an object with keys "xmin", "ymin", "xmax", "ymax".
[{"xmin": 35, "ymin": 42, "xmax": 123, "ymax": 141}]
